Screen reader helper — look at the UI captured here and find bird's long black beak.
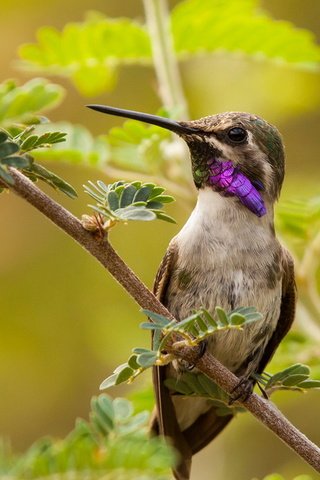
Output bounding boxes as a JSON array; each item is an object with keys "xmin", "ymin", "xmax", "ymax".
[{"xmin": 86, "ymin": 104, "xmax": 199, "ymax": 135}]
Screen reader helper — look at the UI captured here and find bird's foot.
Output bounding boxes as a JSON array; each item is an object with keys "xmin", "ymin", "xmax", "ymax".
[
  {"xmin": 229, "ymin": 376, "xmax": 255, "ymax": 404},
  {"xmin": 177, "ymin": 340, "xmax": 207, "ymax": 372}
]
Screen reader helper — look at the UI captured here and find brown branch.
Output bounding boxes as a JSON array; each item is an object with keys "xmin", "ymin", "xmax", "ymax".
[{"xmin": 6, "ymin": 168, "xmax": 320, "ymax": 473}]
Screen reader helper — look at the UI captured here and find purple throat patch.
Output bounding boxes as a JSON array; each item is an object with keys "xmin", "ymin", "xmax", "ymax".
[{"xmin": 209, "ymin": 160, "xmax": 266, "ymax": 217}]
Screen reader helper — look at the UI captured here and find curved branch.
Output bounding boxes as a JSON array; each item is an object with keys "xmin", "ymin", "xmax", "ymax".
[{"xmin": 5, "ymin": 168, "xmax": 320, "ymax": 473}]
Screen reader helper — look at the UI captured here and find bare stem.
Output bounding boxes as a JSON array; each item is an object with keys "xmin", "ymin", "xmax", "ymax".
[
  {"xmin": 6, "ymin": 168, "xmax": 320, "ymax": 473},
  {"xmin": 143, "ymin": 0, "xmax": 189, "ymax": 119}
]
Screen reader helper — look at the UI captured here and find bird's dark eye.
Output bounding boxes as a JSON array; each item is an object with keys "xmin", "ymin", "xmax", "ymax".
[{"xmin": 227, "ymin": 127, "xmax": 247, "ymax": 143}]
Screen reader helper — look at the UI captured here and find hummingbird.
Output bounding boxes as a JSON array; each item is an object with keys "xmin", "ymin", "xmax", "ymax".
[{"xmin": 88, "ymin": 104, "xmax": 296, "ymax": 480}]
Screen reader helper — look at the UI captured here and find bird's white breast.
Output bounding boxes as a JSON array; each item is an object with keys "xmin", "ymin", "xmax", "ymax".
[{"xmin": 167, "ymin": 188, "xmax": 283, "ymax": 429}]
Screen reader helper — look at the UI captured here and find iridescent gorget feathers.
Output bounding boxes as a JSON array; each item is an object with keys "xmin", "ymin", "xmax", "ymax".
[
  {"xmin": 208, "ymin": 159, "xmax": 266, "ymax": 217},
  {"xmin": 180, "ymin": 111, "xmax": 285, "ymax": 202}
]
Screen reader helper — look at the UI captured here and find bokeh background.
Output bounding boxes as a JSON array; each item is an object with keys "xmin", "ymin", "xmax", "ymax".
[{"xmin": 1, "ymin": 1, "xmax": 320, "ymax": 479}]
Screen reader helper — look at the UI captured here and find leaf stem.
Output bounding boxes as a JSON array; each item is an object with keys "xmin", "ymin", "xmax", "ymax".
[
  {"xmin": 5, "ymin": 168, "xmax": 320, "ymax": 474},
  {"xmin": 143, "ymin": 0, "xmax": 189, "ymax": 118}
]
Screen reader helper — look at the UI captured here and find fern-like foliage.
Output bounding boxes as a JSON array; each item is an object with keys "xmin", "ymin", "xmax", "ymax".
[
  {"xmin": 18, "ymin": 4, "xmax": 320, "ymax": 96},
  {"xmin": 254, "ymin": 363, "xmax": 320, "ymax": 395},
  {"xmin": 0, "ymin": 78, "xmax": 64, "ymax": 125},
  {"xmin": 29, "ymin": 121, "xmax": 110, "ymax": 167},
  {"xmin": 0, "ymin": 395, "xmax": 175, "ymax": 479},
  {"xmin": 270, "ymin": 331, "xmax": 320, "ymax": 380},
  {"xmin": 19, "ymin": 12, "xmax": 151, "ymax": 96},
  {"xmin": 165, "ymin": 371, "xmax": 245, "ymax": 417},
  {"xmin": 171, "ymin": 0, "xmax": 320, "ymax": 67},
  {"xmin": 30, "ymin": 113, "xmax": 183, "ymax": 183},
  {"xmin": 100, "ymin": 306, "xmax": 320, "ymax": 414},
  {"xmin": 106, "ymin": 118, "xmax": 171, "ymax": 174},
  {"xmin": 100, "ymin": 306, "xmax": 262, "ymax": 391},
  {"xmin": 0, "ymin": 128, "xmax": 76, "ymax": 198},
  {"xmin": 142, "ymin": 306, "xmax": 263, "ymax": 345},
  {"xmin": 0, "ymin": 79, "xmax": 77, "ymax": 197},
  {"xmin": 83, "ymin": 180, "xmax": 175, "ymax": 226}
]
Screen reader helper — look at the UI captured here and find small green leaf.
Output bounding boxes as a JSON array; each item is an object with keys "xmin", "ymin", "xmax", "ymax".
[
  {"xmin": 0, "ymin": 131, "xmax": 8, "ymax": 143},
  {"xmin": 114, "ymin": 362, "xmax": 129, "ymax": 374},
  {"xmin": 266, "ymin": 363, "xmax": 310, "ymax": 387},
  {"xmin": 0, "ymin": 141, "xmax": 19, "ymax": 158},
  {"xmin": 115, "ymin": 366, "xmax": 135, "ymax": 385},
  {"xmin": 107, "ymin": 190, "xmax": 119, "ymax": 211},
  {"xmin": 151, "ymin": 195, "xmax": 175, "ymax": 203},
  {"xmin": 90, "ymin": 397, "xmax": 115, "ymax": 435},
  {"xmin": 154, "ymin": 212, "xmax": 176, "ymax": 224},
  {"xmin": 20, "ymin": 131, "xmax": 67, "ymax": 152},
  {"xmin": 147, "ymin": 201, "xmax": 163, "ymax": 210},
  {"xmin": 282, "ymin": 374, "xmax": 310, "ymax": 386},
  {"xmin": 116, "ymin": 206, "xmax": 156, "ymax": 221},
  {"xmin": 197, "ymin": 374, "xmax": 220, "ymax": 397},
  {"xmin": 170, "ymin": 312, "xmax": 202, "ymax": 331},
  {"xmin": 298, "ymin": 380, "xmax": 320, "ymax": 389},
  {"xmin": 0, "ymin": 165, "xmax": 14, "ymax": 184},
  {"xmin": 290, "ymin": 364, "xmax": 311, "ymax": 375},
  {"xmin": 20, "ymin": 135, "xmax": 39, "ymax": 151},
  {"xmin": 93, "ymin": 395, "xmax": 115, "ymax": 428},
  {"xmin": 115, "ymin": 186, "xmax": 126, "ymax": 197},
  {"xmin": 128, "ymin": 354, "xmax": 140, "ymax": 370},
  {"xmin": 28, "ymin": 163, "xmax": 77, "ymax": 198},
  {"xmin": 136, "ymin": 351, "xmax": 158, "ymax": 368},
  {"xmin": 0, "ymin": 78, "xmax": 64, "ymax": 124},
  {"xmin": 215, "ymin": 306, "xmax": 229, "ymax": 326},
  {"xmin": 132, "ymin": 347, "xmax": 152, "ymax": 354},
  {"xmin": 133, "ymin": 185, "xmax": 152, "ymax": 202},
  {"xmin": 232, "ymin": 307, "xmax": 263, "ymax": 323},
  {"xmin": 201, "ymin": 309, "xmax": 217, "ymax": 327},
  {"xmin": 149, "ymin": 186, "xmax": 165, "ymax": 198},
  {"xmin": 1, "ymin": 156, "xmax": 31, "ymax": 168},
  {"xmin": 196, "ymin": 314, "xmax": 209, "ymax": 334},
  {"xmin": 229, "ymin": 313, "xmax": 246, "ymax": 326},
  {"xmin": 100, "ymin": 373, "xmax": 118, "ymax": 390},
  {"xmin": 119, "ymin": 184, "xmax": 137, "ymax": 207},
  {"xmin": 164, "ymin": 378, "xmax": 194, "ymax": 395},
  {"xmin": 113, "ymin": 397, "xmax": 133, "ymax": 421},
  {"xmin": 140, "ymin": 322, "xmax": 164, "ymax": 331},
  {"xmin": 96, "ymin": 180, "xmax": 109, "ymax": 192}
]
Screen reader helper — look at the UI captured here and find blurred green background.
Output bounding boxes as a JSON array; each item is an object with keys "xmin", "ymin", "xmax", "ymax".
[{"xmin": 1, "ymin": 1, "xmax": 320, "ymax": 479}]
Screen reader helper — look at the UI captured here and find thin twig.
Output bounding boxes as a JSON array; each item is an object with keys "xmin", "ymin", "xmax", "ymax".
[
  {"xmin": 5, "ymin": 168, "xmax": 320, "ymax": 473},
  {"xmin": 143, "ymin": 0, "xmax": 189, "ymax": 119}
]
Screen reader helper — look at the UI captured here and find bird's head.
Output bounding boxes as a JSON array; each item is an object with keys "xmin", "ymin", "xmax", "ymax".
[{"xmin": 88, "ymin": 105, "xmax": 285, "ymax": 217}]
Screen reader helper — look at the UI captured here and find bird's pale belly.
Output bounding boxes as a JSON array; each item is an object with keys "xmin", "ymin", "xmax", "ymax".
[
  {"xmin": 166, "ymin": 266, "xmax": 282, "ymax": 431},
  {"xmin": 166, "ymin": 266, "xmax": 282, "ymax": 374}
]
